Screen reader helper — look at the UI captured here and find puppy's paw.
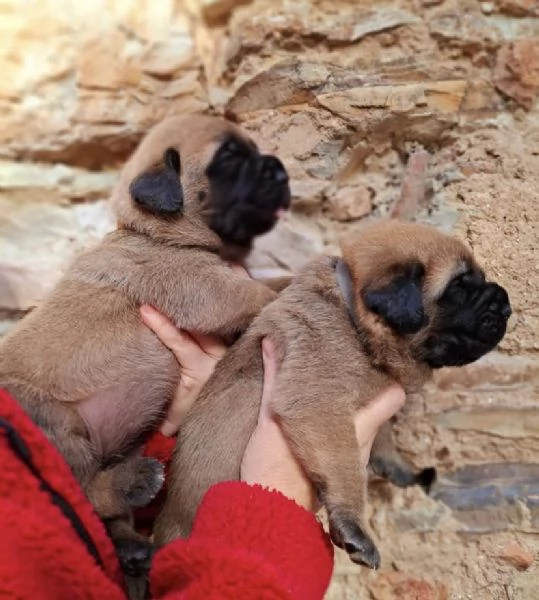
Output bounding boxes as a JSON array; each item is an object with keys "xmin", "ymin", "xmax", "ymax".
[
  {"xmin": 329, "ymin": 515, "xmax": 380, "ymax": 570},
  {"xmin": 415, "ymin": 467, "xmax": 437, "ymax": 494},
  {"xmin": 125, "ymin": 457, "xmax": 165, "ymax": 508},
  {"xmin": 370, "ymin": 456, "xmax": 416, "ymax": 488},
  {"xmin": 370, "ymin": 457, "xmax": 436, "ymax": 494},
  {"xmin": 116, "ymin": 538, "xmax": 155, "ymax": 578}
]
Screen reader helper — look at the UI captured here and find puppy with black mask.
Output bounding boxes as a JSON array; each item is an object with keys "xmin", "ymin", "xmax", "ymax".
[
  {"xmin": 0, "ymin": 114, "xmax": 291, "ymax": 579},
  {"xmin": 155, "ymin": 220, "xmax": 511, "ymax": 572}
]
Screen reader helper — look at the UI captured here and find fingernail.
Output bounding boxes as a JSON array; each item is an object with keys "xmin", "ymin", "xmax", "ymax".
[
  {"xmin": 140, "ymin": 305, "xmax": 154, "ymax": 319},
  {"xmin": 160, "ymin": 421, "xmax": 178, "ymax": 437},
  {"xmin": 261, "ymin": 338, "xmax": 273, "ymax": 361}
]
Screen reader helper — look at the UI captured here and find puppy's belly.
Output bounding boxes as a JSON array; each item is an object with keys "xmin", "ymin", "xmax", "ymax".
[{"xmin": 78, "ymin": 381, "xmax": 170, "ymax": 460}]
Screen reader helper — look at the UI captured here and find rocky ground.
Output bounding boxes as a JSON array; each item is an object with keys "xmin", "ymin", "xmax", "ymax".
[{"xmin": 0, "ymin": 0, "xmax": 538, "ymax": 598}]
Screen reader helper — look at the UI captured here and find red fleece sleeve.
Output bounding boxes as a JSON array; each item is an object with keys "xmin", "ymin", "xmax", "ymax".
[
  {"xmin": 0, "ymin": 389, "xmax": 334, "ymax": 600},
  {"xmin": 151, "ymin": 482, "xmax": 334, "ymax": 600}
]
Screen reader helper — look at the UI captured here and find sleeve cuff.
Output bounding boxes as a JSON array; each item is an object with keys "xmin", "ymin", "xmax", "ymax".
[{"xmin": 151, "ymin": 481, "xmax": 334, "ymax": 600}]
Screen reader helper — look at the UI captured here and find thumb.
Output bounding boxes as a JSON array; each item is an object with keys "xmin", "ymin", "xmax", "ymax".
[{"xmin": 258, "ymin": 337, "xmax": 278, "ymax": 422}]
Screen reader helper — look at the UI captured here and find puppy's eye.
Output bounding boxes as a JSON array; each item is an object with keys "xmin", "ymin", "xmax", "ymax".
[
  {"xmin": 452, "ymin": 269, "xmax": 484, "ymax": 287},
  {"xmin": 223, "ymin": 139, "xmax": 241, "ymax": 155}
]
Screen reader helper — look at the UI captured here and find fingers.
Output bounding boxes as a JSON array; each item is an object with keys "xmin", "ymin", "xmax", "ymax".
[
  {"xmin": 353, "ymin": 384, "xmax": 406, "ymax": 468},
  {"xmin": 140, "ymin": 305, "xmax": 226, "ymax": 367},
  {"xmin": 188, "ymin": 331, "xmax": 227, "ymax": 361},
  {"xmin": 139, "ymin": 305, "xmax": 227, "ymax": 437},
  {"xmin": 161, "ymin": 416, "xmax": 184, "ymax": 438},
  {"xmin": 352, "ymin": 385, "xmax": 405, "ymax": 439},
  {"xmin": 258, "ymin": 337, "xmax": 278, "ymax": 421},
  {"xmin": 140, "ymin": 304, "xmax": 191, "ymax": 358},
  {"xmin": 241, "ymin": 337, "xmax": 317, "ymax": 511}
]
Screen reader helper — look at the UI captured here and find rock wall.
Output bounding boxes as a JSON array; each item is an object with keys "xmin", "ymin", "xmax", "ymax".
[{"xmin": 1, "ymin": 0, "xmax": 538, "ymax": 598}]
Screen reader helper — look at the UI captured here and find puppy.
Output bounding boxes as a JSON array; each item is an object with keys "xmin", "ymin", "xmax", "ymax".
[
  {"xmin": 0, "ymin": 114, "xmax": 291, "ymax": 577},
  {"xmin": 154, "ymin": 220, "xmax": 511, "ymax": 569}
]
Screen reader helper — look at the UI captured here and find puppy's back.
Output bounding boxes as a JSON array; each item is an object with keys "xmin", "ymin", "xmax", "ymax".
[
  {"xmin": 154, "ymin": 256, "xmax": 380, "ymax": 544},
  {"xmin": 0, "ymin": 233, "xmax": 168, "ymax": 399}
]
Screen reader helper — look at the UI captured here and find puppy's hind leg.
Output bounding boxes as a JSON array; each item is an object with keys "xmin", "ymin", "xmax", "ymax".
[
  {"xmin": 370, "ymin": 422, "xmax": 436, "ymax": 493},
  {"xmin": 3, "ymin": 380, "xmax": 100, "ymax": 486},
  {"xmin": 86, "ymin": 455, "xmax": 165, "ymax": 581},
  {"xmin": 106, "ymin": 517, "xmax": 155, "ymax": 580},
  {"xmin": 275, "ymin": 397, "xmax": 380, "ymax": 570},
  {"xmin": 86, "ymin": 455, "xmax": 165, "ymax": 519}
]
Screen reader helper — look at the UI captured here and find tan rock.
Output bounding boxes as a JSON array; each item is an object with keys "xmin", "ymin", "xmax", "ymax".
[
  {"xmin": 76, "ymin": 32, "xmax": 142, "ymax": 90},
  {"xmin": 0, "ymin": 160, "xmax": 117, "ymax": 204},
  {"xmin": 226, "ymin": 59, "xmax": 469, "ymax": 117},
  {"xmin": 494, "ymin": 39, "xmax": 539, "ymax": 109},
  {"xmin": 0, "ymin": 198, "xmax": 114, "ymax": 311},
  {"xmin": 1, "ymin": 1, "xmax": 539, "ymax": 598},
  {"xmin": 434, "ymin": 406, "xmax": 539, "ymax": 438},
  {"xmin": 316, "ymin": 80, "xmax": 467, "ymax": 146},
  {"xmin": 0, "ymin": 0, "xmax": 206, "ymax": 166},
  {"xmin": 289, "ymin": 179, "xmax": 328, "ymax": 210},
  {"xmin": 246, "ymin": 216, "xmax": 325, "ymax": 273},
  {"xmin": 308, "ymin": 7, "xmax": 420, "ymax": 43},
  {"xmin": 429, "ymin": 10, "xmax": 502, "ymax": 53},
  {"xmin": 389, "ymin": 149, "xmax": 430, "ymax": 220},
  {"xmin": 499, "ymin": 541, "xmax": 535, "ymax": 571},
  {"xmin": 327, "ymin": 186, "xmax": 373, "ymax": 222},
  {"xmin": 368, "ymin": 572, "xmax": 448, "ymax": 600}
]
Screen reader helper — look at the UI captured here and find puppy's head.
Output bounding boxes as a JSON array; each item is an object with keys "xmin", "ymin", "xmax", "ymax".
[
  {"xmin": 340, "ymin": 221, "xmax": 512, "ymax": 369},
  {"xmin": 111, "ymin": 115, "xmax": 291, "ymax": 252}
]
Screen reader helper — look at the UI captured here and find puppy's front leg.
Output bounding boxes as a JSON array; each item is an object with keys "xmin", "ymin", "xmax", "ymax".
[
  {"xmin": 275, "ymin": 398, "xmax": 380, "ymax": 570},
  {"xmin": 370, "ymin": 422, "xmax": 436, "ymax": 493},
  {"xmin": 138, "ymin": 263, "xmax": 278, "ymax": 337}
]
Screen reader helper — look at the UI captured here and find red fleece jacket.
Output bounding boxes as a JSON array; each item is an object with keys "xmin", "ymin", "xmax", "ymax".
[{"xmin": 0, "ymin": 388, "xmax": 334, "ymax": 599}]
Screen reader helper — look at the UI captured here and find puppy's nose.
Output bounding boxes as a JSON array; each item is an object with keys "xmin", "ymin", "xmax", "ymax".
[
  {"xmin": 502, "ymin": 303, "xmax": 512, "ymax": 319},
  {"xmin": 261, "ymin": 156, "xmax": 289, "ymax": 184}
]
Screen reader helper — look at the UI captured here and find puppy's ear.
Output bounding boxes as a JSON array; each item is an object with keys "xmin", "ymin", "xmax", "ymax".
[
  {"xmin": 364, "ymin": 262, "xmax": 427, "ymax": 335},
  {"xmin": 129, "ymin": 147, "xmax": 183, "ymax": 215}
]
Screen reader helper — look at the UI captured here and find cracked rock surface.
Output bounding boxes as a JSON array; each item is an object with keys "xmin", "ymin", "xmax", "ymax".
[{"xmin": 0, "ymin": 0, "xmax": 537, "ymax": 598}]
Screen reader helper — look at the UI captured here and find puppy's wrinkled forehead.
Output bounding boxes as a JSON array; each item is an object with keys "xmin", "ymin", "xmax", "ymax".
[
  {"xmin": 129, "ymin": 115, "xmax": 253, "ymax": 178},
  {"xmin": 340, "ymin": 221, "xmax": 476, "ymax": 299}
]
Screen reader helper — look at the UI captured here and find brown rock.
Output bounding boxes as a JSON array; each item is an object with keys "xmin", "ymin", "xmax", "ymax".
[
  {"xmin": 185, "ymin": 0, "xmax": 252, "ymax": 23},
  {"xmin": 495, "ymin": 0, "xmax": 539, "ymax": 16},
  {"xmin": 494, "ymin": 39, "xmax": 539, "ymax": 109},
  {"xmin": 327, "ymin": 186, "xmax": 373, "ymax": 222},
  {"xmin": 309, "ymin": 7, "xmax": 420, "ymax": 43},
  {"xmin": 368, "ymin": 572, "xmax": 448, "ymax": 600},
  {"xmin": 499, "ymin": 541, "xmax": 534, "ymax": 570}
]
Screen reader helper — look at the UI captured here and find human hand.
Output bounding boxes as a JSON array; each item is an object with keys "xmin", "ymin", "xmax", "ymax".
[
  {"xmin": 241, "ymin": 338, "xmax": 406, "ymax": 511},
  {"xmin": 139, "ymin": 305, "xmax": 227, "ymax": 436}
]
